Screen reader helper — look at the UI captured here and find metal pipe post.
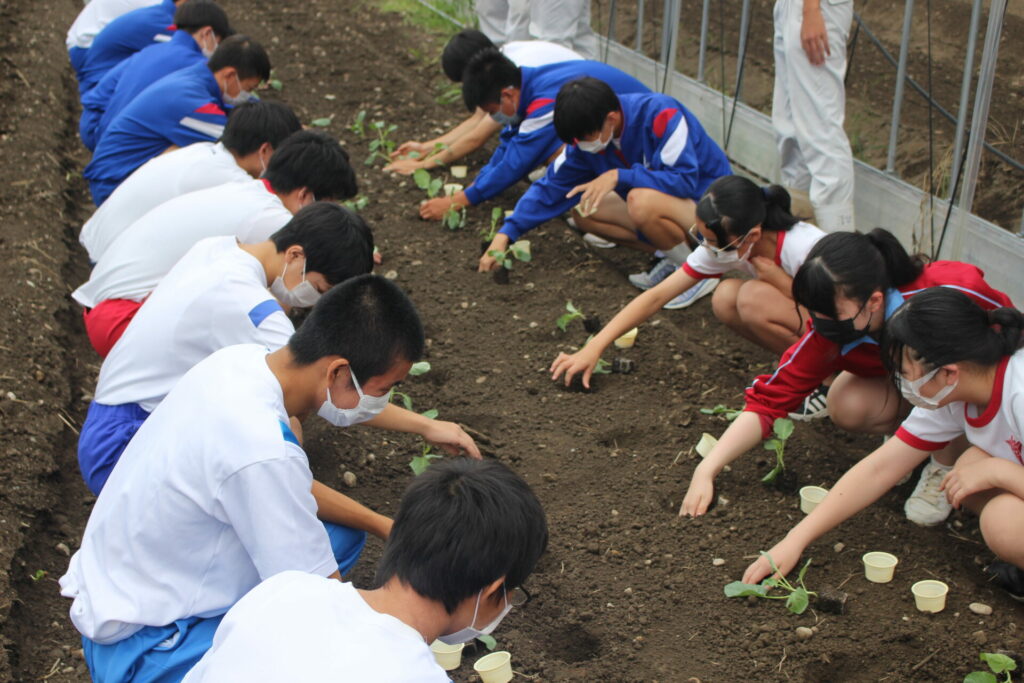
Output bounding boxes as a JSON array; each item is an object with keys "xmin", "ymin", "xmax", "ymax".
[
  {"xmin": 734, "ymin": 0, "xmax": 752, "ymax": 102},
  {"xmin": 885, "ymin": 0, "xmax": 915, "ymax": 175},
  {"xmin": 664, "ymin": 0, "xmax": 682, "ymax": 92},
  {"xmin": 946, "ymin": 0, "xmax": 982, "ymax": 200},
  {"xmin": 636, "ymin": 0, "xmax": 645, "ymax": 51},
  {"xmin": 697, "ymin": 0, "xmax": 711, "ymax": 82}
]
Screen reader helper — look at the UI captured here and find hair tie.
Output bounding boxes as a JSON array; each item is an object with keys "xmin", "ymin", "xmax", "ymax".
[{"xmin": 991, "ymin": 322, "xmax": 1003, "ymax": 334}]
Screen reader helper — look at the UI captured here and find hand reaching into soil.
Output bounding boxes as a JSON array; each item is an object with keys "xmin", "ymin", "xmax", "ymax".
[
  {"xmin": 479, "ymin": 233, "xmax": 510, "ymax": 272},
  {"xmin": 391, "ymin": 140, "xmax": 429, "ymax": 159},
  {"xmin": 742, "ymin": 537, "xmax": 805, "ymax": 585},
  {"xmin": 384, "ymin": 157, "xmax": 424, "ymax": 175},
  {"xmin": 550, "ymin": 348, "xmax": 600, "ymax": 389},
  {"xmin": 679, "ymin": 464, "xmax": 717, "ymax": 516},
  {"xmin": 422, "ymin": 419, "xmax": 482, "ymax": 460},
  {"xmin": 420, "ymin": 196, "xmax": 456, "ymax": 221}
]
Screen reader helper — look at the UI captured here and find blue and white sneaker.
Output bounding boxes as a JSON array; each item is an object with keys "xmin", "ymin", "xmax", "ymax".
[
  {"xmin": 662, "ymin": 277, "xmax": 718, "ymax": 309},
  {"xmin": 628, "ymin": 257, "xmax": 678, "ymax": 290}
]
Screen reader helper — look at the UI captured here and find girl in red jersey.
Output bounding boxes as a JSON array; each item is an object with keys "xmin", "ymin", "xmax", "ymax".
[
  {"xmin": 742, "ymin": 289, "xmax": 1024, "ymax": 599},
  {"xmin": 680, "ymin": 229, "xmax": 1013, "ymax": 522}
]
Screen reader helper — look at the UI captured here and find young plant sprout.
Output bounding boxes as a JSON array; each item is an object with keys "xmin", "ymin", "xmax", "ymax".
[
  {"xmin": 310, "ymin": 114, "xmax": 334, "ymax": 128},
  {"xmin": 409, "ymin": 443, "xmax": 442, "ymax": 476},
  {"xmin": 593, "ymin": 358, "xmax": 612, "ymax": 375},
  {"xmin": 342, "ymin": 195, "xmax": 369, "ymax": 212},
  {"xmin": 700, "ymin": 404, "xmax": 742, "ymax": 421},
  {"xmin": 481, "ymin": 207, "xmax": 504, "ymax": 243},
  {"xmin": 724, "ymin": 552, "xmax": 816, "ymax": 615},
  {"xmin": 556, "ymin": 301, "xmax": 585, "ymax": 332},
  {"xmin": 436, "ymin": 82, "xmax": 463, "ymax": 105},
  {"xmin": 268, "ymin": 70, "xmax": 283, "ymax": 92},
  {"xmin": 965, "ymin": 653, "xmax": 1017, "ymax": 683},
  {"xmin": 348, "ymin": 110, "xmax": 367, "ymax": 137},
  {"xmin": 442, "ymin": 205, "xmax": 466, "ymax": 230},
  {"xmin": 392, "ymin": 361, "xmax": 437, "ymax": 418},
  {"xmin": 365, "ymin": 120, "xmax": 398, "ymax": 166},
  {"xmin": 488, "ymin": 240, "xmax": 532, "ymax": 270},
  {"xmin": 761, "ymin": 418, "xmax": 795, "ymax": 484},
  {"xmin": 408, "ymin": 361, "xmax": 431, "ymax": 377},
  {"xmin": 477, "ymin": 635, "xmax": 498, "ymax": 651},
  {"xmin": 30, "ymin": 569, "xmax": 47, "ymax": 582},
  {"xmin": 413, "ymin": 169, "xmax": 444, "ymax": 198}
]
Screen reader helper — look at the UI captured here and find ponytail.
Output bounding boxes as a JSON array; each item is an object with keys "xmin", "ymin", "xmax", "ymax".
[
  {"xmin": 792, "ymin": 228, "xmax": 927, "ymax": 317},
  {"xmin": 882, "ymin": 288, "xmax": 1024, "ymax": 376},
  {"xmin": 696, "ymin": 176, "xmax": 799, "ymax": 247},
  {"xmin": 761, "ymin": 184, "xmax": 800, "ymax": 232}
]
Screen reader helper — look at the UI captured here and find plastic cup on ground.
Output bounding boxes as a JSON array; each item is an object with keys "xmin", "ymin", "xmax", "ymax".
[
  {"xmin": 504, "ymin": 210, "xmax": 514, "ymax": 218},
  {"xmin": 474, "ymin": 651, "xmax": 513, "ymax": 683},
  {"xmin": 696, "ymin": 433, "xmax": 718, "ymax": 458},
  {"xmin": 799, "ymin": 486, "xmax": 828, "ymax": 514},
  {"xmin": 429, "ymin": 640, "xmax": 464, "ymax": 671},
  {"xmin": 911, "ymin": 580, "xmax": 949, "ymax": 613},
  {"xmin": 862, "ymin": 552, "xmax": 898, "ymax": 583},
  {"xmin": 443, "ymin": 183, "xmax": 464, "ymax": 197},
  {"xmin": 614, "ymin": 327, "xmax": 638, "ymax": 349},
  {"xmin": 450, "ymin": 165, "xmax": 468, "ymax": 178}
]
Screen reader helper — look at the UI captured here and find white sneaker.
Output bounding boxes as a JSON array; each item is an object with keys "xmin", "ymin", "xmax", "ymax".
[
  {"xmin": 904, "ymin": 458, "xmax": 953, "ymax": 526},
  {"xmin": 628, "ymin": 257, "xmax": 677, "ymax": 290},
  {"xmin": 789, "ymin": 386, "xmax": 829, "ymax": 421},
  {"xmin": 582, "ymin": 233, "xmax": 616, "ymax": 248},
  {"xmin": 662, "ymin": 277, "xmax": 718, "ymax": 309}
]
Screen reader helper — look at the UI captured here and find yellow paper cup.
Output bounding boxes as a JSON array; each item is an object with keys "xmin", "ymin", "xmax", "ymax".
[
  {"xmin": 911, "ymin": 580, "xmax": 949, "ymax": 613},
  {"xmin": 474, "ymin": 651, "xmax": 513, "ymax": 683},
  {"xmin": 613, "ymin": 327, "xmax": 638, "ymax": 349},
  {"xmin": 450, "ymin": 165, "xmax": 468, "ymax": 178},
  {"xmin": 696, "ymin": 433, "xmax": 718, "ymax": 458},
  {"xmin": 443, "ymin": 183, "xmax": 464, "ymax": 197},
  {"xmin": 862, "ymin": 552, "xmax": 898, "ymax": 583},
  {"xmin": 799, "ymin": 486, "xmax": 828, "ymax": 514},
  {"xmin": 429, "ymin": 640, "xmax": 464, "ymax": 671}
]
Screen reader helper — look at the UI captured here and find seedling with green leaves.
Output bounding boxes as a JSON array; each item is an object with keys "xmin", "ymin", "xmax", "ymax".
[
  {"xmin": 556, "ymin": 301, "xmax": 585, "ymax": 332},
  {"xmin": 413, "ymin": 169, "xmax": 443, "ymax": 198},
  {"xmin": 436, "ymin": 82, "xmax": 463, "ymax": 105},
  {"xmin": 268, "ymin": 70, "xmax": 283, "ymax": 92},
  {"xmin": 965, "ymin": 653, "xmax": 1018, "ymax": 683},
  {"xmin": 410, "ymin": 443, "xmax": 442, "ymax": 475},
  {"xmin": 392, "ymin": 361, "xmax": 437, "ymax": 418},
  {"xmin": 342, "ymin": 195, "xmax": 369, "ymax": 212},
  {"xmin": 723, "ymin": 552, "xmax": 816, "ymax": 615},
  {"xmin": 481, "ymin": 207, "xmax": 504, "ymax": 242},
  {"xmin": 442, "ymin": 205, "xmax": 466, "ymax": 230},
  {"xmin": 761, "ymin": 417, "xmax": 794, "ymax": 484},
  {"xmin": 477, "ymin": 635, "xmax": 498, "ymax": 650},
  {"xmin": 700, "ymin": 404, "xmax": 742, "ymax": 421},
  {"xmin": 30, "ymin": 569, "xmax": 47, "ymax": 582},
  {"xmin": 349, "ymin": 110, "xmax": 367, "ymax": 137},
  {"xmin": 489, "ymin": 240, "xmax": 531, "ymax": 270},
  {"xmin": 365, "ymin": 120, "xmax": 398, "ymax": 166},
  {"xmin": 310, "ymin": 114, "xmax": 334, "ymax": 128}
]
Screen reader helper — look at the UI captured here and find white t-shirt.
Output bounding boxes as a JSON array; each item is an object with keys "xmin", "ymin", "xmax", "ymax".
[
  {"xmin": 59, "ymin": 345, "xmax": 337, "ymax": 644},
  {"xmin": 73, "ymin": 179, "xmax": 292, "ymax": 308},
  {"xmin": 501, "ymin": 40, "xmax": 583, "ymax": 66},
  {"xmin": 896, "ymin": 349, "xmax": 1024, "ymax": 465},
  {"xmin": 80, "ymin": 142, "xmax": 251, "ymax": 263},
  {"xmin": 94, "ymin": 237, "xmax": 293, "ymax": 413},
  {"xmin": 681, "ymin": 220, "xmax": 825, "ymax": 280},
  {"xmin": 184, "ymin": 572, "xmax": 449, "ymax": 683},
  {"xmin": 66, "ymin": 0, "xmax": 161, "ymax": 49}
]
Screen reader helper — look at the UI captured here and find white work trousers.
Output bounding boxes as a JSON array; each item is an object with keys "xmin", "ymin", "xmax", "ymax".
[
  {"xmin": 475, "ymin": 0, "xmax": 598, "ymax": 58},
  {"xmin": 772, "ymin": 0, "xmax": 855, "ymax": 231}
]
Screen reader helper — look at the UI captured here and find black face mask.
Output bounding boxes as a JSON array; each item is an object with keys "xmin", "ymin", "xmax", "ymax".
[{"xmin": 811, "ymin": 302, "xmax": 871, "ymax": 345}]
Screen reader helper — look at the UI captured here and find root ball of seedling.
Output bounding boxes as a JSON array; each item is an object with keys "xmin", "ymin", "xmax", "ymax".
[
  {"xmin": 583, "ymin": 315, "xmax": 602, "ymax": 334},
  {"xmin": 815, "ymin": 587, "xmax": 848, "ymax": 615},
  {"xmin": 492, "ymin": 268, "xmax": 510, "ymax": 285}
]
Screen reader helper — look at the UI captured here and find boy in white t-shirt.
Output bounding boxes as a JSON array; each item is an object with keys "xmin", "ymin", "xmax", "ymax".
[
  {"xmin": 74, "ymin": 129, "xmax": 357, "ymax": 358},
  {"xmin": 61, "ymin": 275, "xmax": 482, "ymax": 682},
  {"xmin": 77, "ymin": 202, "xmax": 375, "ymax": 494},
  {"xmin": 185, "ymin": 458, "xmax": 549, "ymax": 683},
  {"xmin": 80, "ymin": 100, "xmax": 302, "ymax": 263}
]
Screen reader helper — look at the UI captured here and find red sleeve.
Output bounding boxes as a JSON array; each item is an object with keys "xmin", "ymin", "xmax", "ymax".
[
  {"xmin": 681, "ymin": 262, "xmax": 720, "ymax": 280},
  {"xmin": 744, "ymin": 329, "xmax": 841, "ymax": 437},
  {"xmin": 894, "ymin": 426, "xmax": 950, "ymax": 452}
]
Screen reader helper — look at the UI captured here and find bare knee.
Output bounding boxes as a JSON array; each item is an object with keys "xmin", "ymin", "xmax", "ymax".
[
  {"xmin": 979, "ymin": 495, "xmax": 1024, "ymax": 564},
  {"xmin": 711, "ymin": 279, "xmax": 742, "ymax": 324},
  {"xmin": 626, "ymin": 188, "xmax": 657, "ymax": 224},
  {"xmin": 735, "ymin": 280, "xmax": 772, "ymax": 325}
]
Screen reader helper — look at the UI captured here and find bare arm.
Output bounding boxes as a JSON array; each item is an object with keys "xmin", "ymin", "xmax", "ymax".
[
  {"xmin": 311, "ymin": 480, "xmax": 392, "ymax": 540},
  {"xmin": 681, "ymin": 411, "xmax": 767, "ymax": 516},
  {"xmin": 362, "ymin": 404, "xmax": 481, "ymax": 458},
  {"xmin": 421, "ymin": 115, "xmax": 503, "ymax": 168}
]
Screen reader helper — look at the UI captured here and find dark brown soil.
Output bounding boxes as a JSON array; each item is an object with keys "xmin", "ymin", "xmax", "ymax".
[{"xmin": 1, "ymin": 0, "xmax": 1022, "ymax": 681}]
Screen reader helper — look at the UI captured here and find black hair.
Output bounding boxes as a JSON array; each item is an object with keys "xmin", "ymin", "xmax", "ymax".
[
  {"xmin": 207, "ymin": 34, "xmax": 271, "ymax": 83},
  {"xmin": 883, "ymin": 288, "xmax": 1024, "ymax": 377},
  {"xmin": 695, "ymin": 176, "xmax": 800, "ymax": 247},
  {"xmin": 221, "ymin": 101, "xmax": 301, "ymax": 156},
  {"xmin": 270, "ymin": 203, "xmax": 374, "ymax": 287},
  {"xmin": 442, "ymin": 29, "xmax": 495, "ymax": 82},
  {"xmin": 375, "ymin": 458, "xmax": 548, "ymax": 613},
  {"xmin": 461, "ymin": 48, "xmax": 521, "ymax": 112},
  {"xmin": 553, "ymin": 77, "xmax": 621, "ymax": 144},
  {"xmin": 289, "ymin": 274, "xmax": 424, "ymax": 382},
  {"xmin": 173, "ymin": 0, "xmax": 232, "ymax": 39},
  {"xmin": 263, "ymin": 130, "xmax": 358, "ymax": 201},
  {"xmin": 791, "ymin": 228, "xmax": 927, "ymax": 317}
]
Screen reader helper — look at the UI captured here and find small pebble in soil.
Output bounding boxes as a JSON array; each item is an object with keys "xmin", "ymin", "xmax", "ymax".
[
  {"xmin": 970, "ymin": 602, "xmax": 993, "ymax": 616},
  {"xmin": 475, "ymin": 376, "xmax": 487, "ymax": 384},
  {"xmin": 383, "ymin": 270, "xmax": 398, "ymax": 279},
  {"xmin": 342, "ymin": 471, "xmax": 357, "ymax": 488},
  {"xmin": 55, "ymin": 542, "xmax": 70, "ymax": 557},
  {"xmin": 712, "ymin": 558, "xmax": 725, "ymax": 566},
  {"xmin": 972, "ymin": 630, "xmax": 987, "ymax": 645},
  {"xmin": 833, "ymin": 542, "xmax": 845, "ymax": 553},
  {"xmin": 366, "ymin": 453, "xmax": 375, "ymax": 463},
  {"xmin": 795, "ymin": 626, "xmax": 814, "ymax": 640},
  {"xmin": 611, "ymin": 509, "xmax": 619, "ymax": 516}
]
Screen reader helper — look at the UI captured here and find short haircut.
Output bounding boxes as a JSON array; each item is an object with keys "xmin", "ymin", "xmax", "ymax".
[
  {"xmin": 442, "ymin": 29, "xmax": 495, "ymax": 82},
  {"xmin": 221, "ymin": 101, "xmax": 301, "ymax": 156},
  {"xmin": 376, "ymin": 458, "xmax": 548, "ymax": 613},
  {"xmin": 207, "ymin": 35, "xmax": 271, "ymax": 83},
  {"xmin": 263, "ymin": 130, "xmax": 358, "ymax": 201},
  {"xmin": 289, "ymin": 274, "xmax": 425, "ymax": 382},
  {"xmin": 174, "ymin": 0, "xmax": 232, "ymax": 39},
  {"xmin": 553, "ymin": 77, "xmax": 620, "ymax": 144},
  {"xmin": 270, "ymin": 203, "xmax": 374, "ymax": 287},
  {"xmin": 461, "ymin": 48, "xmax": 521, "ymax": 112}
]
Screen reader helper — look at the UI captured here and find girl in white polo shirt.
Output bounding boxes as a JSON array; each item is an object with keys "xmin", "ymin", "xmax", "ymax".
[
  {"xmin": 741, "ymin": 288, "xmax": 1024, "ymax": 598},
  {"xmin": 550, "ymin": 175, "xmax": 825, "ymax": 388}
]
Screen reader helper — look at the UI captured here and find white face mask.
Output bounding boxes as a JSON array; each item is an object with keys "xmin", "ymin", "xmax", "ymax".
[
  {"xmin": 490, "ymin": 109, "xmax": 521, "ymax": 127},
  {"xmin": 269, "ymin": 259, "xmax": 321, "ymax": 309},
  {"xmin": 317, "ymin": 367, "xmax": 392, "ymax": 427},
  {"xmin": 708, "ymin": 239, "xmax": 751, "ymax": 265},
  {"xmin": 577, "ymin": 123, "xmax": 613, "ymax": 154},
  {"xmin": 898, "ymin": 366, "xmax": 957, "ymax": 410},
  {"xmin": 224, "ymin": 73, "xmax": 256, "ymax": 106},
  {"xmin": 437, "ymin": 588, "xmax": 514, "ymax": 645},
  {"xmin": 198, "ymin": 31, "xmax": 216, "ymax": 59}
]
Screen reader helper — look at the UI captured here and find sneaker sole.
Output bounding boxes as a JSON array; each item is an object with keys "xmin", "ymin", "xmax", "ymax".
[{"xmin": 662, "ymin": 280, "xmax": 718, "ymax": 310}]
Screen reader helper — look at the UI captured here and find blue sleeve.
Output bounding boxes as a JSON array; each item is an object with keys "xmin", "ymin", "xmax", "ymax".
[
  {"xmin": 167, "ymin": 101, "xmax": 228, "ymax": 148},
  {"xmin": 80, "ymin": 61, "xmax": 126, "ymax": 150},
  {"xmin": 616, "ymin": 109, "xmax": 703, "ymax": 200},
  {"xmin": 463, "ymin": 107, "xmax": 562, "ymax": 205},
  {"xmin": 499, "ymin": 149, "xmax": 594, "ymax": 241}
]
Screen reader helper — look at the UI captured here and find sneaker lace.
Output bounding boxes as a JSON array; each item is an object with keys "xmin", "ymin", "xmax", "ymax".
[
  {"xmin": 649, "ymin": 259, "xmax": 676, "ymax": 285},
  {"xmin": 915, "ymin": 464, "xmax": 948, "ymax": 505}
]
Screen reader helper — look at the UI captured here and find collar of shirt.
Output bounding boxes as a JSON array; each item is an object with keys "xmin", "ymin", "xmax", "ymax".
[{"xmin": 840, "ymin": 287, "xmax": 905, "ymax": 355}]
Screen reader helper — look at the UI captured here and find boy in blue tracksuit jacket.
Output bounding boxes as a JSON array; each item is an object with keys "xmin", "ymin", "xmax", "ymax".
[
  {"xmin": 418, "ymin": 49, "xmax": 649, "ymax": 223},
  {"xmin": 479, "ymin": 77, "xmax": 731, "ymax": 272},
  {"xmin": 79, "ymin": 2, "xmax": 232, "ymax": 151},
  {"xmin": 84, "ymin": 36, "xmax": 270, "ymax": 207},
  {"xmin": 76, "ymin": 0, "xmax": 182, "ymax": 95}
]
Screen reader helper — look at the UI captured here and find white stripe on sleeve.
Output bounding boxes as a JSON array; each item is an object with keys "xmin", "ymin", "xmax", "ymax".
[
  {"xmin": 518, "ymin": 111, "xmax": 554, "ymax": 136},
  {"xmin": 179, "ymin": 116, "xmax": 225, "ymax": 139},
  {"xmin": 551, "ymin": 147, "xmax": 568, "ymax": 174},
  {"xmin": 659, "ymin": 115, "xmax": 689, "ymax": 166}
]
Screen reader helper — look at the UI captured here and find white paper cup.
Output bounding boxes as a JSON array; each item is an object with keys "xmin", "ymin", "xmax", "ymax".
[
  {"xmin": 862, "ymin": 551, "xmax": 898, "ymax": 583},
  {"xmin": 504, "ymin": 210, "xmax": 514, "ymax": 218},
  {"xmin": 429, "ymin": 640, "xmax": 464, "ymax": 671},
  {"xmin": 613, "ymin": 327, "xmax": 638, "ymax": 349},
  {"xmin": 443, "ymin": 183, "xmax": 464, "ymax": 197},
  {"xmin": 450, "ymin": 165, "xmax": 468, "ymax": 178},
  {"xmin": 799, "ymin": 486, "xmax": 828, "ymax": 514},
  {"xmin": 696, "ymin": 433, "xmax": 718, "ymax": 458},
  {"xmin": 474, "ymin": 651, "xmax": 513, "ymax": 683},
  {"xmin": 911, "ymin": 580, "xmax": 948, "ymax": 613}
]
